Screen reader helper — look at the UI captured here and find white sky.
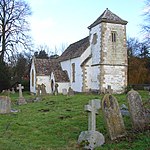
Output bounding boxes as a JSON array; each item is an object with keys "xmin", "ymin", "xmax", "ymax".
[{"xmin": 26, "ymin": 0, "xmax": 145, "ymax": 54}]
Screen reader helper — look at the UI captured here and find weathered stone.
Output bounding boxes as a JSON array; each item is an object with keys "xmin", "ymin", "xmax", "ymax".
[
  {"xmin": 106, "ymin": 85, "xmax": 113, "ymax": 94},
  {"xmin": 62, "ymin": 88, "xmax": 67, "ymax": 95},
  {"xmin": 102, "ymin": 94, "xmax": 126, "ymax": 140},
  {"xmin": 34, "ymin": 97, "xmax": 42, "ymax": 102},
  {"xmin": 127, "ymin": 89, "xmax": 148, "ymax": 131},
  {"xmin": 68, "ymin": 87, "xmax": 74, "ymax": 96},
  {"xmin": 37, "ymin": 84, "xmax": 41, "ymax": 96},
  {"xmin": 0, "ymin": 96, "xmax": 11, "ymax": 114},
  {"xmin": 120, "ymin": 104, "xmax": 130, "ymax": 116},
  {"xmin": 85, "ymin": 99, "xmax": 101, "ymax": 131},
  {"xmin": 11, "ymin": 88, "xmax": 15, "ymax": 94},
  {"xmin": 17, "ymin": 84, "xmax": 27, "ymax": 105},
  {"xmin": 78, "ymin": 99, "xmax": 105, "ymax": 149},
  {"xmin": 17, "ymin": 97, "xmax": 27, "ymax": 105},
  {"xmin": 41, "ymin": 83, "xmax": 46, "ymax": 95},
  {"xmin": 54, "ymin": 83, "xmax": 59, "ymax": 95},
  {"xmin": 17, "ymin": 84, "xmax": 24, "ymax": 97},
  {"xmin": 78, "ymin": 131, "xmax": 105, "ymax": 149}
]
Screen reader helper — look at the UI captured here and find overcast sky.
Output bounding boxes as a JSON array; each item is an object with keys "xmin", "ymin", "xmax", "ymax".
[{"xmin": 26, "ymin": 0, "xmax": 146, "ymax": 54}]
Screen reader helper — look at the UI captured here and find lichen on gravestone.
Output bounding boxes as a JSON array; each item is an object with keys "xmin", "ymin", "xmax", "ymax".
[{"xmin": 102, "ymin": 94, "xmax": 126, "ymax": 140}]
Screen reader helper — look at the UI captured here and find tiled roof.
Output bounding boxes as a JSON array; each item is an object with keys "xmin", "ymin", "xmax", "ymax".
[
  {"xmin": 88, "ymin": 8, "xmax": 128, "ymax": 29},
  {"xmin": 59, "ymin": 36, "xmax": 90, "ymax": 62},
  {"xmin": 34, "ymin": 58, "xmax": 69, "ymax": 82}
]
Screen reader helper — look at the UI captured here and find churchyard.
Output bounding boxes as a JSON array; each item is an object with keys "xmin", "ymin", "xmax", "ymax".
[{"xmin": 0, "ymin": 90, "xmax": 149, "ymax": 150}]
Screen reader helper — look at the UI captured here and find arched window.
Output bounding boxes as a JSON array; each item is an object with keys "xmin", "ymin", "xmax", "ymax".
[{"xmin": 32, "ymin": 69, "xmax": 34, "ymax": 87}]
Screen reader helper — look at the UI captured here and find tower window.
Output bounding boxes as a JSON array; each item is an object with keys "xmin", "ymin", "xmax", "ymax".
[
  {"xmin": 72, "ymin": 63, "xmax": 75, "ymax": 82},
  {"xmin": 111, "ymin": 31, "xmax": 116, "ymax": 42}
]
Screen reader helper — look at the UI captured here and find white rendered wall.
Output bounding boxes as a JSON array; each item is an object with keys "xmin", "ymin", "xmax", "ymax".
[
  {"xmin": 60, "ymin": 57, "xmax": 82, "ymax": 92},
  {"xmin": 57, "ymin": 82, "xmax": 70, "ymax": 93},
  {"xmin": 89, "ymin": 24, "xmax": 101, "ymax": 65},
  {"xmin": 36, "ymin": 76, "xmax": 51, "ymax": 94}
]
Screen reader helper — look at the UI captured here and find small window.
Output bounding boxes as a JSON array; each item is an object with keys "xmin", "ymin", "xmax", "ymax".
[
  {"xmin": 72, "ymin": 63, "xmax": 75, "ymax": 82},
  {"xmin": 92, "ymin": 33, "xmax": 97, "ymax": 45},
  {"xmin": 111, "ymin": 31, "xmax": 116, "ymax": 42}
]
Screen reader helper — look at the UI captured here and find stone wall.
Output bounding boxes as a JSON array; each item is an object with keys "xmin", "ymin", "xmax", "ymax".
[{"xmin": 100, "ymin": 22, "xmax": 127, "ymax": 93}]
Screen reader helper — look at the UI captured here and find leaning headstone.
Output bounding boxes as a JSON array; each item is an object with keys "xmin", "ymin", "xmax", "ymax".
[
  {"xmin": 0, "ymin": 96, "xmax": 11, "ymax": 114},
  {"xmin": 102, "ymin": 94, "xmax": 126, "ymax": 140},
  {"xmin": 78, "ymin": 99, "xmax": 105, "ymax": 149},
  {"xmin": 127, "ymin": 89, "xmax": 148, "ymax": 131},
  {"xmin": 68, "ymin": 87, "xmax": 74, "ymax": 96},
  {"xmin": 17, "ymin": 84, "xmax": 27, "ymax": 105},
  {"xmin": 62, "ymin": 88, "xmax": 67, "ymax": 95}
]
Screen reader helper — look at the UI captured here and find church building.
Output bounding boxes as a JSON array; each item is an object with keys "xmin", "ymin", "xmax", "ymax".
[{"xmin": 30, "ymin": 8, "xmax": 128, "ymax": 94}]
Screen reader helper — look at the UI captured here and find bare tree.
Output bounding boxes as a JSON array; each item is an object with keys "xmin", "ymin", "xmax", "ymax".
[
  {"xmin": 0, "ymin": 0, "xmax": 32, "ymax": 62},
  {"xmin": 142, "ymin": 0, "xmax": 150, "ymax": 44},
  {"xmin": 127, "ymin": 37, "xmax": 140, "ymax": 57}
]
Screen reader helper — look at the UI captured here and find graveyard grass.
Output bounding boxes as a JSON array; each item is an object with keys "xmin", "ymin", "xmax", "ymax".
[{"xmin": 0, "ymin": 91, "xmax": 149, "ymax": 150}]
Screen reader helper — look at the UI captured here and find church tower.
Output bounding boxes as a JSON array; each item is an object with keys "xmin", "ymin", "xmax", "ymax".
[{"xmin": 88, "ymin": 8, "xmax": 128, "ymax": 93}]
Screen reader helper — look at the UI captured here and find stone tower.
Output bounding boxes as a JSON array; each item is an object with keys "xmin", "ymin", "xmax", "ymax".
[{"xmin": 88, "ymin": 8, "xmax": 128, "ymax": 93}]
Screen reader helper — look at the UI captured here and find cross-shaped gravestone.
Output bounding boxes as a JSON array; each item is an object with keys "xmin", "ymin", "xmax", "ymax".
[
  {"xmin": 17, "ymin": 84, "xmax": 24, "ymax": 98},
  {"xmin": 85, "ymin": 99, "xmax": 101, "ymax": 131},
  {"xmin": 78, "ymin": 99, "xmax": 105, "ymax": 149},
  {"xmin": 16, "ymin": 84, "xmax": 27, "ymax": 105}
]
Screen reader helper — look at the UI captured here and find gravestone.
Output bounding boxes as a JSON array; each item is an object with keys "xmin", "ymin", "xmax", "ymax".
[
  {"xmin": 120, "ymin": 104, "xmax": 129, "ymax": 116},
  {"xmin": 0, "ymin": 96, "xmax": 11, "ymax": 114},
  {"xmin": 62, "ymin": 88, "xmax": 67, "ymax": 95},
  {"xmin": 7, "ymin": 89, "xmax": 11, "ymax": 95},
  {"xmin": 85, "ymin": 99, "xmax": 101, "ymax": 131},
  {"xmin": 41, "ymin": 83, "xmax": 46, "ymax": 95},
  {"xmin": 78, "ymin": 99, "xmax": 105, "ymax": 149},
  {"xmin": 127, "ymin": 89, "xmax": 148, "ymax": 131},
  {"xmin": 37, "ymin": 84, "xmax": 41, "ymax": 96},
  {"xmin": 68, "ymin": 87, "xmax": 74, "ymax": 96},
  {"xmin": 11, "ymin": 88, "xmax": 15, "ymax": 94},
  {"xmin": 54, "ymin": 83, "xmax": 59, "ymax": 95},
  {"xmin": 17, "ymin": 84, "xmax": 27, "ymax": 105},
  {"xmin": 102, "ymin": 94, "xmax": 126, "ymax": 140},
  {"xmin": 106, "ymin": 85, "xmax": 113, "ymax": 94}
]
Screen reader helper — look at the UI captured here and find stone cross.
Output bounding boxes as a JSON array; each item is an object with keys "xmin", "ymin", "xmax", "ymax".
[
  {"xmin": 78, "ymin": 99, "xmax": 105, "ymax": 149},
  {"xmin": 17, "ymin": 84, "xmax": 24, "ymax": 98},
  {"xmin": 85, "ymin": 99, "xmax": 101, "ymax": 131}
]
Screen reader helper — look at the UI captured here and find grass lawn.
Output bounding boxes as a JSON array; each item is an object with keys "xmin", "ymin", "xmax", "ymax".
[{"xmin": 0, "ymin": 91, "xmax": 150, "ymax": 150}]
